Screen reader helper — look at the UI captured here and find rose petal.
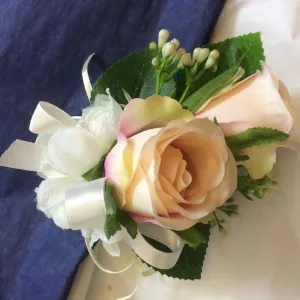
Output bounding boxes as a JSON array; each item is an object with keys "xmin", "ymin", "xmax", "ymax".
[
  {"xmin": 159, "ymin": 145, "xmax": 183, "ymax": 183},
  {"xmin": 105, "ymin": 134, "xmax": 131, "ymax": 206},
  {"xmin": 206, "ymin": 149, "xmax": 237, "ymax": 206},
  {"xmin": 196, "ymin": 66, "xmax": 293, "ymax": 134},
  {"xmin": 241, "ymin": 145, "xmax": 277, "ymax": 179},
  {"xmin": 119, "ymin": 95, "xmax": 194, "ymax": 137},
  {"xmin": 219, "ymin": 121, "xmax": 253, "ymax": 137}
]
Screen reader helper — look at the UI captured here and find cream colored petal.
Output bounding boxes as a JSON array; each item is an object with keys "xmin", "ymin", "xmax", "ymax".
[
  {"xmin": 159, "ymin": 145, "xmax": 183, "ymax": 183},
  {"xmin": 241, "ymin": 145, "xmax": 277, "ymax": 179},
  {"xmin": 219, "ymin": 121, "xmax": 253, "ymax": 137},
  {"xmin": 124, "ymin": 128, "xmax": 170, "ymax": 217},
  {"xmin": 119, "ymin": 95, "xmax": 194, "ymax": 137},
  {"xmin": 186, "ymin": 118, "xmax": 228, "ymax": 160},
  {"xmin": 158, "ymin": 175, "xmax": 189, "ymax": 206},
  {"xmin": 158, "ymin": 193, "xmax": 213, "ymax": 220},
  {"xmin": 126, "ymin": 171, "xmax": 168, "ymax": 217},
  {"xmin": 174, "ymin": 135, "xmax": 225, "ymax": 199},
  {"xmin": 206, "ymin": 149, "xmax": 237, "ymax": 207},
  {"xmin": 105, "ymin": 134, "xmax": 130, "ymax": 206},
  {"xmin": 174, "ymin": 168, "xmax": 192, "ymax": 193},
  {"xmin": 130, "ymin": 213, "xmax": 197, "ymax": 231},
  {"xmin": 173, "ymin": 160, "xmax": 187, "ymax": 188},
  {"xmin": 196, "ymin": 67, "xmax": 294, "ymax": 134}
]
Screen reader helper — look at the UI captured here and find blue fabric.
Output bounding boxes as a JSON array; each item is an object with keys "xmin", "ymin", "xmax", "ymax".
[{"xmin": 0, "ymin": 1, "xmax": 225, "ymax": 299}]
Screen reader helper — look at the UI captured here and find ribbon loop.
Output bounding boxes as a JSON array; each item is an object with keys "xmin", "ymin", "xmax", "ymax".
[
  {"xmin": 128, "ymin": 223, "xmax": 184, "ymax": 270},
  {"xmin": 30, "ymin": 101, "xmax": 76, "ymax": 134},
  {"xmin": 84, "ymin": 238, "xmax": 135, "ymax": 275},
  {"xmin": 65, "ymin": 178, "xmax": 107, "ymax": 229}
]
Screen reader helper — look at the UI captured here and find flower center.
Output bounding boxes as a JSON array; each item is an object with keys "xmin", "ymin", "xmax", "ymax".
[{"xmin": 159, "ymin": 144, "xmax": 192, "ymax": 196}]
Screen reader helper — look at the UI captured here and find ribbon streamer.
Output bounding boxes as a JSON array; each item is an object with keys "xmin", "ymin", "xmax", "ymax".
[
  {"xmin": 84, "ymin": 238, "xmax": 135, "ymax": 274},
  {"xmin": 82, "ymin": 53, "xmax": 95, "ymax": 100},
  {"xmin": 0, "ymin": 140, "xmax": 46, "ymax": 172}
]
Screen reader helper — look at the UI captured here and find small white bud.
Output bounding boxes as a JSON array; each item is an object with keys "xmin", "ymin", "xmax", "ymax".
[
  {"xmin": 162, "ymin": 42, "xmax": 177, "ymax": 58},
  {"xmin": 177, "ymin": 60, "xmax": 184, "ymax": 69},
  {"xmin": 211, "ymin": 65, "xmax": 218, "ymax": 72},
  {"xmin": 151, "ymin": 57, "xmax": 160, "ymax": 67},
  {"xmin": 170, "ymin": 38, "xmax": 180, "ymax": 49},
  {"xmin": 188, "ymin": 59, "xmax": 196, "ymax": 66},
  {"xmin": 172, "ymin": 48, "xmax": 186, "ymax": 62},
  {"xmin": 209, "ymin": 49, "xmax": 220, "ymax": 59},
  {"xmin": 181, "ymin": 53, "xmax": 192, "ymax": 66},
  {"xmin": 197, "ymin": 48, "xmax": 210, "ymax": 63},
  {"xmin": 192, "ymin": 47, "xmax": 201, "ymax": 60},
  {"xmin": 149, "ymin": 41, "xmax": 157, "ymax": 50},
  {"xmin": 205, "ymin": 57, "xmax": 216, "ymax": 69},
  {"xmin": 158, "ymin": 29, "xmax": 170, "ymax": 48},
  {"xmin": 191, "ymin": 63, "xmax": 198, "ymax": 75}
]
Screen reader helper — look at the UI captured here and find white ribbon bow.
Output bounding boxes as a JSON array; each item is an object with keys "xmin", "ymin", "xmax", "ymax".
[{"xmin": 0, "ymin": 54, "xmax": 184, "ymax": 274}]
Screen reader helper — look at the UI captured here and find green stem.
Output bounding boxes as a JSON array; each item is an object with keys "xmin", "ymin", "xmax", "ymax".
[
  {"xmin": 164, "ymin": 67, "xmax": 179, "ymax": 82},
  {"xmin": 213, "ymin": 212, "xmax": 223, "ymax": 230},
  {"xmin": 155, "ymin": 71, "xmax": 160, "ymax": 94},
  {"xmin": 179, "ymin": 84, "xmax": 191, "ymax": 104},
  {"xmin": 194, "ymin": 68, "xmax": 206, "ymax": 81},
  {"xmin": 156, "ymin": 58, "xmax": 168, "ymax": 95},
  {"xmin": 179, "ymin": 68, "xmax": 207, "ymax": 103},
  {"xmin": 167, "ymin": 88, "xmax": 176, "ymax": 97}
]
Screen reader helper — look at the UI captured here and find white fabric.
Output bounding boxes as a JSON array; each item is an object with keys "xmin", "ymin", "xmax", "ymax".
[{"xmin": 68, "ymin": 1, "xmax": 300, "ymax": 299}]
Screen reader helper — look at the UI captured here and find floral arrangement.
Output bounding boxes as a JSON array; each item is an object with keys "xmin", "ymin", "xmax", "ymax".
[{"xmin": 0, "ymin": 29, "xmax": 296, "ymax": 280}]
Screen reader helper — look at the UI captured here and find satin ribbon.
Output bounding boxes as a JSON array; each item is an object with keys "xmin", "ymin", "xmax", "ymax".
[
  {"xmin": 82, "ymin": 53, "xmax": 95, "ymax": 100},
  {"xmin": 55, "ymin": 178, "xmax": 184, "ymax": 270},
  {"xmin": 0, "ymin": 101, "xmax": 76, "ymax": 173},
  {"xmin": 65, "ymin": 178, "xmax": 108, "ymax": 230}
]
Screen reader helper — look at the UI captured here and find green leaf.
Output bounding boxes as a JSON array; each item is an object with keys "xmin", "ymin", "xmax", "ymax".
[
  {"xmin": 122, "ymin": 88, "xmax": 132, "ymax": 102},
  {"xmin": 82, "ymin": 140, "xmax": 117, "ymax": 182},
  {"xmin": 146, "ymin": 223, "xmax": 210, "ymax": 280},
  {"xmin": 226, "ymin": 127, "xmax": 289, "ymax": 152},
  {"xmin": 234, "ymin": 154, "xmax": 250, "ymax": 162},
  {"xmin": 104, "ymin": 183, "xmax": 121, "ymax": 240},
  {"xmin": 116, "ymin": 210, "xmax": 138, "ymax": 239},
  {"xmin": 105, "ymin": 183, "xmax": 138, "ymax": 239},
  {"xmin": 139, "ymin": 67, "xmax": 176, "ymax": 99},
  {"xmin": 207, "ymin": 32, "xmax": 265, "ymax": 78},
  {"xmin": 105, "ymin": 182, "xmax": 118, "ymax": 213},
  {"xmin": 237, "ymin": 173, "xmax": 276, "ymax": 201},
  {"xmin": 181, "ymin": 64, "xmax": 240, "ymax": 113},
  {"xmin": 176, "ymin": 32, "xmax": 265, "ymax": 103},
  {"xmin": 218, "ymin": 205, "xmax": 239, "ymax": 217},
  {"xmin": 174, "ymin": 226, "xmax": 208, "ymax": 249},
  {"xmin": 105, "ymin": 214, "xmax": 122, "ymax": 240},
  {"xmin": 91, "ymin": 49, "xmax": 155, "ymax": 104}
]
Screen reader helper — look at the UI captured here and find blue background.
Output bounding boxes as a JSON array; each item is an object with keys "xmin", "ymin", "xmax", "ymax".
[{"xmin": 0, "ymin": 1, "xmax": 225, "ymax": 299}]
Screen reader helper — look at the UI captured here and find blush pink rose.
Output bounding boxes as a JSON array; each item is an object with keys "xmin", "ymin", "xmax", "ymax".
[
  {"xmin": 196, "ymin": 65, "xmax": 295, "ymax": 179},
  {"xmin": 105, "ymin": 96, "xmax": 237, "ymax": 230}
]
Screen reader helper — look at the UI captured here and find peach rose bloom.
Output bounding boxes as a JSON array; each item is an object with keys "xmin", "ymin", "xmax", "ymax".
[
  {"xmin": 105, "ymin": 96, "xmax": 237, "ymax": 230},
  {"xmin": 196, "ymin": 65, "xmax": 295, "ymax": 179}
]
